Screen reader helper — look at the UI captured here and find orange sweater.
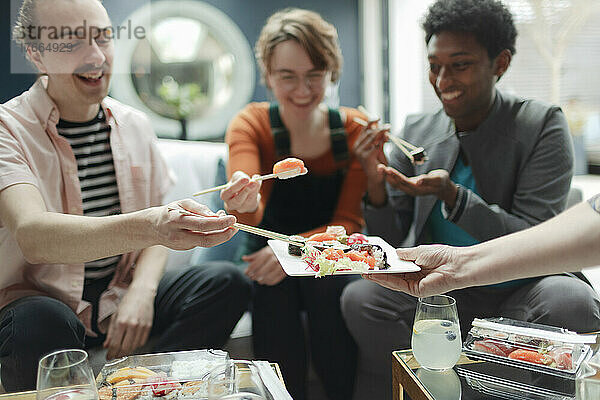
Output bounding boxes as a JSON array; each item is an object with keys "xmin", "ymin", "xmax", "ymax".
[{"xmin": 225, "ymin": 102, "xmax": 368, "ymax": 237}]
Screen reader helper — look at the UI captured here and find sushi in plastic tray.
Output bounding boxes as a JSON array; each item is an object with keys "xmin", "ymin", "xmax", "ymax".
[
  {"xmin": 463, "ymin": 317, "xmax": 596, "ymax": 378},
  {"xmin": 456, "ymin": 359, "xmax": 576, "ymax": 399},
  {"xmin": 95, "ymin": 349, "xmax": 228, "ymax": 400}
]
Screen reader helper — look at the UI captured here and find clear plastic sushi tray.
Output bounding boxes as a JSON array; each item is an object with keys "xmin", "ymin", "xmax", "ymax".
[
  {"xmin": 456, "ymin": 357, "xmax": 578, "ymax": 399},
  {"xmin": 95, "ymin": 349, "xmax": 230, "ymax": 400},
  {"xmin": 457, "ymin": 365, "xmax": 576, "ymax": 399},
  {"xmin": 463, "ymin": 317, "xmax": 596, "ymax": 379}
]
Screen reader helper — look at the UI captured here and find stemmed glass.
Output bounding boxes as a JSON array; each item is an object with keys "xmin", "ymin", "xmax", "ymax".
[
  {"xmin": 411, "ymin": 295, "xmax": 461, "ymax": 371},
  {"xmin": 36, "ymin": 349, "xmax": 99, "ymax": 400}
]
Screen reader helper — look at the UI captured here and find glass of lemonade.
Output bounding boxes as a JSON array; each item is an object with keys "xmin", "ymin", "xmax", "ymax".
[
  {"xmin": 411, "ymin": 295, "xmax": 461, "ymax": 371},
  {"xmin": 36, "ymin": 349, "xmax": 99, "ymax": 400}
]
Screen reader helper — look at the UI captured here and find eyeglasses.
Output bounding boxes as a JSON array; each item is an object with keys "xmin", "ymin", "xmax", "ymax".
[{"xmin": 272, "ymin": 71, "xmax": 329, "ymax": 91}]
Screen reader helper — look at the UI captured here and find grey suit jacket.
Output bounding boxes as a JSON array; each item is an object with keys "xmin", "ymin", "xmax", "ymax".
[{"xmin": 365, "ymin": 90, "xmax": 574, "ymax": 247}]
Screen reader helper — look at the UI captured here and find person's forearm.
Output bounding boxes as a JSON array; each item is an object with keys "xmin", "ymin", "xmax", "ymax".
[
  {"xmin": 458, "ymin": 202, "xmax": 600, "ymax": 287},
  {"xmin": 129, "ymin": 245, "xmax": 168, "ymax": 295},
  {"xmin": 439, "ymin": 180, "xmax": 458, "ymax": 209},
  {"xmin": 450, "ymin": 189, "xmax": 534, "ymax": 242},
  {"xmin": 16, "ymin": 208, "xmax": 159, "ymax": 264},
  {"xmin": 366, "ymin": 180, "xmax": 387, "ymax": 207}
]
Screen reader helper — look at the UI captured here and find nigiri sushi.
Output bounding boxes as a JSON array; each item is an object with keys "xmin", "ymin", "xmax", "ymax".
[{"xmin": 272, "ymin": 157, "xmax": 308, "ymax": 179}]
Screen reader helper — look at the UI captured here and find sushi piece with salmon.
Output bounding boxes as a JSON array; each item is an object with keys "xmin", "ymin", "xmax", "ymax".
[
  {"xmin": 272, "ymin": 157, "xmax": 308, "ymax": 179},
  {"xmin": 193, "ymin": 157, "xmax": 308, "ymax": 196}
]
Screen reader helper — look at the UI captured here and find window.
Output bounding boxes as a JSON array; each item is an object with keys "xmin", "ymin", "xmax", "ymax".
[{"xmin": 389, "ymin": 0, "xmax": 600, "ymax": 140}]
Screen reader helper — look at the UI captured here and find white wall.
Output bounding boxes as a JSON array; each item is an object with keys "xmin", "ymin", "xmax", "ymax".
[{"xmin": 388, "ymin": 0, "xmax": 433, "ymax": 131}]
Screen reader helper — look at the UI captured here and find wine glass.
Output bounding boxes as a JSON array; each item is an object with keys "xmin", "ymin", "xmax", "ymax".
[
  {"xmin": 207, "ymin": 360, "xmax": 268, "ymax": 399},
  {"xmin": 411, "ymin": 295, "xmax": 461, "ymax": 371},
  {"xmin": 36, "ymin": 349, "xmax": 99, "ymax": 400}
]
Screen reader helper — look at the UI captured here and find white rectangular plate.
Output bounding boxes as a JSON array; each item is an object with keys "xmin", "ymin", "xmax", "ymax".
[{"xmin": 268, "ymin": 236, "xmax": 420, "ymax": 277}]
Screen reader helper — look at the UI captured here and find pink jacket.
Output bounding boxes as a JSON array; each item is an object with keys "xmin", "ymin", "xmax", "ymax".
[{"xmin": 0, "ymin": 78, "xmax": 173, "ymax": 335}]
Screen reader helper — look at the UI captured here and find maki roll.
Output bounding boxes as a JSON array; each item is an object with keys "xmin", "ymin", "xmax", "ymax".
[
  {"xmin": 349, "ymin": 243, "xmax": 389, "ymax": 269},
  {"xmin": 288, "ymin": 236, "xmax": 306, "ymax": 256}
]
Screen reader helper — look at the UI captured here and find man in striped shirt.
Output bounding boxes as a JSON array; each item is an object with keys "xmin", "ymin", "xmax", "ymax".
[
  {"xmin": 57, "ymin": 109, "xmax": 122, "ymax": 282},
  {"xmin": 0, "ymin": 0, "xmax": 251, "ymax": 392}
]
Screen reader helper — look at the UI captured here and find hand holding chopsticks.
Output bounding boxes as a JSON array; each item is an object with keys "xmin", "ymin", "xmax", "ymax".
[
  {"xmin": 163, "ymin": 200, "xmax": 237, "ymax": 248},
  {"xmin": 168, "ymin": 207, "xmax": 305, "ymax": 246},
  {"xmin": 355, "ymin": 105, "xmax": 428, "ymax": 166}
]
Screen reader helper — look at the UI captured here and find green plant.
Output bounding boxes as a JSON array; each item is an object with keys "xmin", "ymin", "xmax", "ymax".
[{"xmin": 157, "ymin": 75, "xmax": 206, "ymax": 120}]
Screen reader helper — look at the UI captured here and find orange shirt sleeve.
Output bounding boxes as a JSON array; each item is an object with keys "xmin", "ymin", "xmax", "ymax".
[{"xmin": 225, "ymin": 103, "xmax": 274, "ymax": 225}]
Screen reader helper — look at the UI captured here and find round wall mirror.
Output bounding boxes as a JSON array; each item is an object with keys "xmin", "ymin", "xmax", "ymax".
[{"xmin": 111, "ymin": 1, "xmax": 255, "ymax": 140}]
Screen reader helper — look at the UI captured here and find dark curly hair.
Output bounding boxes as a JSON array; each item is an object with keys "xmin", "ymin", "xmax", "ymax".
[{"xmin": 422, "ymin": 0, "xmax": 517, "ymax": 59}]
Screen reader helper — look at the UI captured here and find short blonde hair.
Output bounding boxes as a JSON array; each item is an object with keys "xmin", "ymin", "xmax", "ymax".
[{"xmin": 255, "ymin": 8, "xmax": 343, "ymax": 84}]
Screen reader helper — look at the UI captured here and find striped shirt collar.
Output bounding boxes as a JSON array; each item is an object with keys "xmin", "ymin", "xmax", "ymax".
[
  {"xmin": 57, "ymin": 108, "xmax": 106, "ymax": 129},
  {"xmin": 29, "ymin": 76, "xmax": 121, "ymax": 132}
]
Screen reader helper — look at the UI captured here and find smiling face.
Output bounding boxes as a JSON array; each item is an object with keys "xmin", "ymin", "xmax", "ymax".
[
  {"xmin": 266, "ymin": 40, "xmax": 330, "ymax": 119},
  {"xmin": 427, "ymin": 31, "xmax": 510, "ymax": 131},
  {"xmin": 28, "ymin": 0, "xmax": 113, "ymax": 121}
]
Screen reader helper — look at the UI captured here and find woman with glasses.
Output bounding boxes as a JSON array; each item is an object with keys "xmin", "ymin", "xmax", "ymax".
[{"xmin": 221, "ymin": 8, "xmax": 381, "ymax": 400}]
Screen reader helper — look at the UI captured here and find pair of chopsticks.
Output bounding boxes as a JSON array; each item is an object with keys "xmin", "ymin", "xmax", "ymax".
[
  {"xmin": 387, "ymin": 136, "xmax": 428, "ymax": 165},
  {"xmin": 192, "ymin": 167, "xmax": 305, "ymax": 196},
  {"xmin": 193, "ymin": 175, "xmax": 266, "ymax": 197},
  {"xmin": 167, "ymin": 208, "xmax": 305, "ymax": 246},
  {"xmin": 232, "ymin": 223, "xmax": 305, "ymax": 246},
  {"xmin": 354, "ymin": 105, "xmax": 428, "ymax": 165}
]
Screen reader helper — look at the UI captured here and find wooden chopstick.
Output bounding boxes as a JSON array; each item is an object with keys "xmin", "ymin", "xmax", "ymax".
[
  {"xmin": 391, "ymin": 136, "xmax": 419, "ymax": 151},
  {"xmin": 357, "ymin": 105, "xmax": 373, "ymax": 120},
  {"xmin": 254, "ymin": 173, "xmax": 277, "ymax": 181},
  {"xmin": 193, "ymin": 168, "xmax": 304, "ymax": 197},
  {"xmin": 192, "ymin": 183, "xmax": 229, "ymax": 196},
  {"xmin": 233, "ymin": 223, "xmax": 304, "ymax": 246},
  {"xmin": 353, "ymin": 117, "xmax": 368, "ymax": 127},
  {"xmin": 192, "ymin": 174, "xmax": 275, "ymax": 196},
  {"xmin": 353, "ymin": 116, "xmax": 381, "ymax": 128},
  {"xmin": 387, "ymin": 135, "xmax": 415, "ymax": 162}
]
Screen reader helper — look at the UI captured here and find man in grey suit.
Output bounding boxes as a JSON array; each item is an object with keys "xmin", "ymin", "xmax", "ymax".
[{"xmin": 341, "ymin": 1, "xmax": 600, "ymax": 399}]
